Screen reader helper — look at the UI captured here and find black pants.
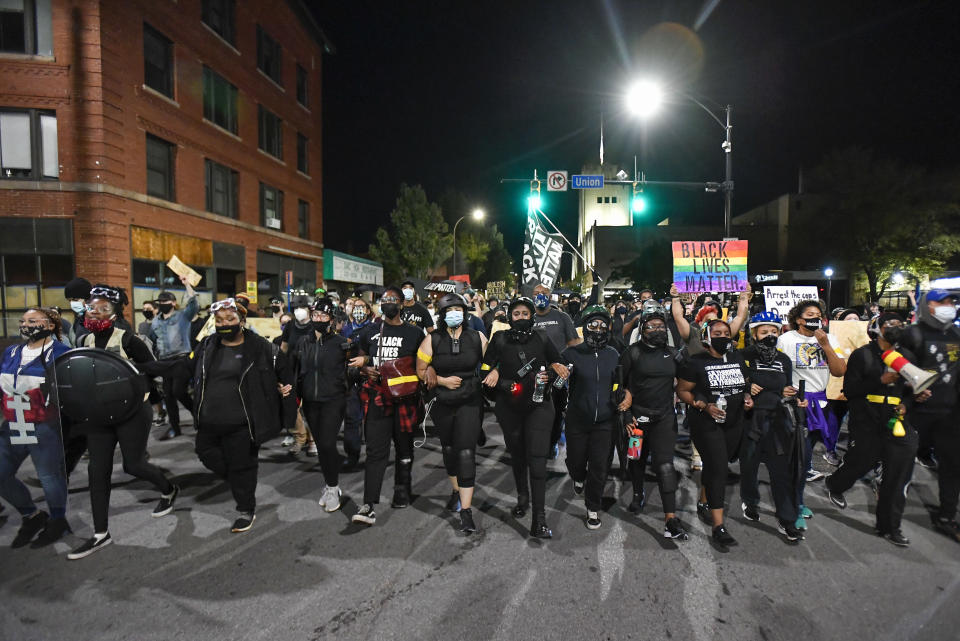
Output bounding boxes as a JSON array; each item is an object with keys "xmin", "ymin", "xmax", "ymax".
[
  {"xmin": 550, "ymin": 387, "xmax": 568, "ymax": 448},
  {"xmin": 495, "ymin": 400, "xmax": 554, "ymax": 515},
  {"xmin": 362, "ymin": 402, "xmax": 414, "ymax": 505},
  {"xmin": 629, "ymin": 413, "xmax": 679, "ymax": 514},
  {"xmin": 196, "ymin": 422, "xmax": 259, "ymax": 513},
  {"xmin": 432, "ymin": 401, "xmax": 483, "ymax": 489},
  {"xmin": 913, "ymin": 411, "xmax": 960, "ymax": 520},
  {"xmin": 303, "ymin": 397, "xmax": 346, "ymax": 487},
  {"xmin": 690, "ymin": 419, "xmax": 743, "ymax": 510},
  {"xmin": 343, "ymin": 385, "xmax": 363, "ymax": 461},
  {"xmin": 564, "ymin": 416, "xmax": 612, "ymax": 511},
  {"xmin": 740, "ymin": 429, "xmax": 799, "ymax": 524},
  {"xmin": 61, "ymin": 414, "xmax": 87, "ymax": 476},
  {"xmin": 826, "ymin": 423, "xmax": 918, "ymax": 534},
  {"xmin": 160, "ymin": 355, "xmax": 193, "ymax": 430},
  {"xmin": 86, "ymin": 403, "xmax": 174, "ymax": 532}
]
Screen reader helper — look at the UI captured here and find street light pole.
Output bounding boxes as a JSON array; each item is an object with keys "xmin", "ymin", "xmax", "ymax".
[
  {"xmin": 452, "ymin": 209, "xmax": 485, "ymax": 276},
  {"xmin": 723, "ymin": 104, "xmax": 733, "ymax": 238},
  {"xmin": 824, "ymin": 267, "xmax": 834, "ymax": 311}
]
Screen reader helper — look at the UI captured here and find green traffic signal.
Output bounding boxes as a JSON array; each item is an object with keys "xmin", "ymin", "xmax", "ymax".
[
  {"xmin": 528, "ymin": 194, "xmax": 542, "ymax": 210},
  {"xmin": 631, "ymin": 195, "xmax": 646, "ymax": 213}
]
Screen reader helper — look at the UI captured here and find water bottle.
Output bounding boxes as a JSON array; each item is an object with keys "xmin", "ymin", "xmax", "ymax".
[
  {"xmin": 553, "ymin": 363, "xmax": 572, "ymax": 389},
  {"xmin": 532, "ymin": 366, "xmax": 547, "ymax": 403},
  {"xmin": 714, "ymin": 394, "xmax": 727, "ymax": 424}
]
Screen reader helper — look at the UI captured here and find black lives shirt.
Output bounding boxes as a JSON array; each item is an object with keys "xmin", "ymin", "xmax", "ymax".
[
  {"xmin": 358, "ymin": 322, "xmax": 423, "ymax": 367},
  {"xmin": 679, "ymin": 351, "xmax": 748, "ymax": 430},
  {"xmin": 399, "ymin": 302, "xmax": 434, "ymax": 332},
  {"xmin": 619, "ymin": 342, "xmax": 679, "ymax": 417},
  {"xmin": 200, "ymin": 343, "xmax": 247, "ymax": 426}
]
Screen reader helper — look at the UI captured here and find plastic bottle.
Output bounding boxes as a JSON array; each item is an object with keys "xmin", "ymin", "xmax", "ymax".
[
  {"xmin": 714, "ymin": 394, "xmax": 727, "ymax": 424},
  {"xmin": 532, "ymin": 366, "xmax": 547, "ymax": 403},
  {"xmin": 553, "ymin": 363, "xmax": 572, "ymax": 388}
]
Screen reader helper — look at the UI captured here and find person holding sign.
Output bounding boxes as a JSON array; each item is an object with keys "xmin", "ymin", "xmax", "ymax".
[
  {"xmin": 152, "ymin": 275, "xmax": 198, "ymax": 441},
  {"xmin": 676, "ymin": 319, "xmax": 754, "ymax": 547}
]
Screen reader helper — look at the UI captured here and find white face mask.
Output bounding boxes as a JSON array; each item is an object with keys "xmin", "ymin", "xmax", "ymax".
[
  {"xmin": 294, "ymin": 308, "xmax": 309, "ymax": 323},
  {"xmin": 402, "ymin": 288, "xmax": 414, "ymax": 301},
  {"xmin": 70, "ymin": 300, "xmax": 85, "ymax": 314},
  {"xmin": 933, "ymin": 305, "xmax": 957, "ymax": 323}
]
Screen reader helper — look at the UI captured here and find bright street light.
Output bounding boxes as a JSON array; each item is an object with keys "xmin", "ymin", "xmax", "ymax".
[
  {"xmin": 824, "ymin": 267, "xmax": 834, "ymax": 278},
  {"xmin": 472, "ymin": 208, "xmax": 485, "ymax": 221},
  {"xmin": 625, "ymin": 80, "xmax": 664, "ymax": 118},
  {"xmin": 892, "ymin": 271, "xmax": 905, "ymax": 285}
]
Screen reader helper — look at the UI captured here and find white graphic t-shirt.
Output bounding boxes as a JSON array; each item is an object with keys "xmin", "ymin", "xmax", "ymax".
[{"xmin": 777, "ymin": 330, "xmax": 843, "ymax": 394}]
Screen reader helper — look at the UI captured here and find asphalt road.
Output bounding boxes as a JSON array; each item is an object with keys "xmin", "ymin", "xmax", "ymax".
[{"xmin": 2, "ymin": 410, "xmax": 959, "ymax": 641}]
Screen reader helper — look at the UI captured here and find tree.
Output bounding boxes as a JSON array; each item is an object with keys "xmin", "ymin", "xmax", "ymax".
[
  {"xmin": 438, "ymin": 189, "xmax": 515, "ymax": 286},
  {"xmin": 809, "ymin": 148, "xmax": 960, "ymax": 301},
  {"xmin": 369, "ymin": 184, "xmax": 452, "ymax": 283}
]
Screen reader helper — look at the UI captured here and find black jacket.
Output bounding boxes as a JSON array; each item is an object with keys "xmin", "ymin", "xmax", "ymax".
[
  {"xmin": 193, "ymin": 331, "xmax": 296, "ymax": 444},
  {"xmin": 562, "ymin": 342, "xmax": 620, "ymax": 424},
  {"xmin": 843, "ymin": 341, "xmax": 916, "ymax": 434},
  {"xmin": 293, "ymin": 331, "xmax": 349, "ymax": 402}
]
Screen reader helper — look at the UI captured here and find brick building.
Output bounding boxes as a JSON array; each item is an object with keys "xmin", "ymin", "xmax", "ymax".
[{"xmin": 0, "ymin": 0, "xmax": 332, "ymax": 337}]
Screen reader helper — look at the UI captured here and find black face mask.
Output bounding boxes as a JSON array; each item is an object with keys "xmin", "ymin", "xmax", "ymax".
[
  {"xmin": 381, "ymin": 303, "xmax": 400, "ymax": 319},
  {"xmin": 567, "ymin": 302, "xmax": 581, "ymax": 315},
  {"xmin": 142, "ymin": 309, "xmax": 155, "ymax": 320},
  {"xmin": 615, "ymin": 306, "xmax": 628, "ymax": 316},
  {"xmin": 216, "ymin": 324, "xmax": 241, "ymax": 340},
  {"xmin": 271, "ymin": 305, "xmax": 282, "ymax": 313},
  {"xmin": 758, "ymin": 334, "xmax": 778, "ymax": 348},
  {"xmin": 882, "ymin": 327, "xmax": 904, "ymax": 345},
  {"xmin": 802, "ymin": 318, "xmax": 822, "ymax": 331},
  {"xmin": 643, "ymin": 329, "xmax": 668, "ymax": 347},
  {"xmin": 313, "ymin": 320, "xmax": 331, "ymax": 334},
  {"xmin": 158, "ymin": 303, "xmax": 174, "ymax": 314},
  {"xmin": 21, "ymin": 326, "xmax": 53, "ymax": 342},
  {"xmin": 755, "ymin": 334, "xmax": 778, "ymax": 361},
  {"xmin": 509, "ymin": 317, "xmax": 535, "ymax": 340},
  {"xmin": 709, "ymin": 336, "xmax": 732, "ymax": 354},
  {"xmin": 584, "ymin": 329, "xmax": 609, "ymax": 349}
]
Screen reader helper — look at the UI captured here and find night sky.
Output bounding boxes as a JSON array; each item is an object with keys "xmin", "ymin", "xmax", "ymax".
[{"xmin": 313, "ymin": 0, "xmax": 960, "ymax": 262}]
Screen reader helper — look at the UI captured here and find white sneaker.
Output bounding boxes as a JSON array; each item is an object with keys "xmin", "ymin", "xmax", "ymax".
[
  {"xmin": 691, "ymin": 455, "xmax": 703, "ymax": 471},
  {"xmin": 281, "ymin": 435, "xmax": 295, "ymax": 447},
  {"xmin": 306, "ymin": 444, "xmax": 318, "ymax": 457},
  {"xmin": 321, "ymin": 486, "xmax": 342, "ymax": 513}
]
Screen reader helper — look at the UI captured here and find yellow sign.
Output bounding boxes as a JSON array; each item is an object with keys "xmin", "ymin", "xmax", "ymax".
[
  {"xmin": 166, "ymin": 254, "xmax": 203, "ymax": 287},
  {"xmin": 245, "ymin": 281, "xmax": 258, "ymax": 304}
]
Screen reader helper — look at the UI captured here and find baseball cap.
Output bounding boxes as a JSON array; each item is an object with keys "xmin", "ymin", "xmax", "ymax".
[{"xmin": 927, "ymin": 289, "xmax": 958, "ymax": 302}]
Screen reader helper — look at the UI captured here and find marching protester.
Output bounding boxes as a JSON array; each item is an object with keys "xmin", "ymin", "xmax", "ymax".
[
  {"xmin": 677, "ymin": 319, "xmax": 753, "ymax": 546},
  {"xmin": 280, "ymin": 296, "xmax": 317, "ymax": 456},
  {"xmin": 739, "ymin": 311, "xmax": 805, "ymax": 542},
  {"xmin": 152, "ymin": 276, "xmax": 198, "ymax": 440},
  {"xmin": 342, "ymin": 298, "xmax": 379, "ymax": 469},
  {"xmin": 562, "ymin": 306, "xmax": 618, "ymax": 531},
  {"xmin": 417, "ymin": 293, "xmax": 487, "ymax": 533},
  {"xmin": 900, "ymin": 290, "xmax": 960, "ymax": 541},
  {"xmin": 351, "ymin": 286, "xmax": 426, "ymax": 525},
  {"xmin": 64, "ymin": 277, "xmax": 93, "ymax": 346},
  {"xmin": 824, "ymin": 313, "xmax": 919, "ymax": 546},
  {"xmin": 399, "ymin": 280, "xmax": 435, "ymax": 332},
  {"xmin": 482, "ymin": 297, "xmax": 568, "ymax": 538},
  {"xmin": 482, "ymin": 297, "xmax": 500, "ymax": 335},
  {"xmin": 1, "ymin": 307, "xmax": 71, "ymax": 549},
  {"xmin": 67, "ymin": 286, "xmax": 179, "ymax": 559},
  {"xmin": 294, "ymin": 298, "xmax": 349, "ymax": 513},
  {"xmin": 617, "ymin": 307, "xmax": 689, "ymax": 540},
  {"xmin": 777, "ymin": 300, "xmax": 846, "ymax": 532},
  {"xmin": 192, "ymin": 298, "xmax": 296, "ymax": 533}
]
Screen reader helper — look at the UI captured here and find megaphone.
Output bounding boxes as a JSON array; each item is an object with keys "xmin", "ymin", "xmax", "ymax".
[{"xmin": 881, "ymin": 350, "xmax": 941, "ymax": 394}]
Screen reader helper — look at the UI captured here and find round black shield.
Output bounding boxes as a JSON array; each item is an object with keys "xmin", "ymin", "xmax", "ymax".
[{"xmin": 55, "ymin": 348, "xmax": 148, "ymax": 427}]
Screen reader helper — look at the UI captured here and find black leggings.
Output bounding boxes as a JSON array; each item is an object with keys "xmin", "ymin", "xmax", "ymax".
[
  {"xmin": 629, "ymin": 413, "xmax": 679, "ymax": 514},
  {"xmin": 303, "ymin": 398, "xmax": 346, "ymax": 487},
  {"xmin": 363, "ymin": 402, "xmax": 414, "ymax": 505},
  {"xmin": 196, "ymin": 422, "xmax": 259, "ymax": 513},
  {"xmin": 690, "ymin": 418, "xmax": 743, "ymax": 510},
  {"xmin": 431, "ymin": 401, "xmax": 482, "ymax": 488},
  {"xmin": 564, "ymin": 417, "xmax": 612, "ymax": 511},
  {"xmin": 739, "ymin": 425, "xmax": 799, "ymax": 524},
  {"xmin": 495, "ymin": 400, "xmax": 554, "ymax": 514},
  {"xmin": 160, "ymin": 356, "xmax": 193, "ymax": 429},
  {"xmin": 86, "ymin": 403, "xmax": 174, "ymax": 532}
]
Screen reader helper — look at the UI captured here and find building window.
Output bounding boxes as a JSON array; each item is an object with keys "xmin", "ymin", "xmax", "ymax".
[
  {"xmin": 296, "ymin": 133, "xmax": 308, "ymax": 174},
  {"xmin": 143, "ymin": 23, "xmax": 173, "ymax": 98},
  {"xmin": 612, "ymin": 196, "xmax": 617, "ymax": 203},
  {"xmin": 0, "ymin": 0, "xmax": 31, "ymax": 54},
  {"xmin": 205, "ymin": 159, "xmax": 238, "ymax": 218},
  {"xmin": 202, "ymin": 66, "xmax": 238, "ymax": 134},
  {"xmin": 201, "ymin": 0, "xmax": 234, "ymax": 45},
  {"xmin": 256, "ymin": 24, "xmax": 282, "ymax": 85},
  {"xmin": 596, "ymin": 197, "xmax": 602, "ymax": 204},
  {"xmin": 297, "ymin": 200, "xmax": 309, "ymax": 239},
  {"xmin": 0, "ymin": 109, "xmax": 57, "ymax": 179},
  {"xmin": 258, "ymin": 105, "xmax": 283, "ymax": 159},
  {"xmin": 146, "ymin": 134, "xmax": 175, "ymax": 201},
  {"xmin": 260, "ymin": 182, "xmax": 283, "ymax": 230},
  {"xmin": 296, "ymin": 64, "xmax": 308, "ymax": 107},
  {"xmin": 604, "ymin": 197, "xmax": 610, "ymax": 203}
]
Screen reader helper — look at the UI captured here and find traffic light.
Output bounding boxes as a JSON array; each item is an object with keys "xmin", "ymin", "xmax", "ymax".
[
  {"xmin": 631, "ymin": 181, "xmax": 646, "ymax": 213},
  {"xmin": 528, "ymin": 179, "xmax": 541, "ymax": 210}
]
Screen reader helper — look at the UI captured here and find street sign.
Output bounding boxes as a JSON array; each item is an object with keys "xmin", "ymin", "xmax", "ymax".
[
  {"xmin": 245, "ymin": 280, "xmax": 258, "ymax": 304},
  {"xmin": 571, "ymin": 175, "xmax": 604, "ymax": 189},
  {"xmin": 284, "ymin": 270, "xmax": 294, "ymax": 287},
  {"xmin": 546, "ymin": 170, "xmax": 568, "ymax": 191}
]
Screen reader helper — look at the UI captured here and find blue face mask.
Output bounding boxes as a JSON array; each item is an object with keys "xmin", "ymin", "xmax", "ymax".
[
  {"xmin": 445, "ymin": 310, "xmax": 464, "ymax": 327},
  {"xmin": 534, "ymin": 293, "xmax": 550, "ymax": 310}
]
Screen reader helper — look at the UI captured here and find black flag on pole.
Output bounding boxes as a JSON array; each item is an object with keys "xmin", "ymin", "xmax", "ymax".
[{"xmin": 522, "ymin": 211, "xmax": 564, "ymax": 290}]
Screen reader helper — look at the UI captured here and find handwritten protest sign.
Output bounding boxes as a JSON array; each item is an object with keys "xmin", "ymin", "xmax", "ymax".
[
  {"xmin": 825, "ymin": 320, "xmax": 869, "ymax": 400},
  {"xmin": 166, "ymin": 255, "xmax": 203, "ymax": 287},
  {"xmin": 763, "ymin": 285, "xmax": 819, "ymax": 319},
  {"xmin": 672, "ymin": 240, "xmax": 748, "ymax": 293}
]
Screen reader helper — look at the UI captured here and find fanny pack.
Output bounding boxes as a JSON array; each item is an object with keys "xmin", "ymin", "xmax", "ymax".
[
  {"xmin": 434, "ymin": 374, "xmax": 481, "ymax": 404},
  {"xmin": 378, "ymin": 356, "xmax": 419, "ymax": 399}
]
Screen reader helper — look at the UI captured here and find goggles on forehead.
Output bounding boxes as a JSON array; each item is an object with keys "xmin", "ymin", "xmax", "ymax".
[
  {"xmin": 211, "ymin": 298, "xmax": 239, "ymax": 312},
  {"xmin": 89, "ymin": 286, "xmax": 122, "ymax": 304},
  {"xmin": 380, "ymin": 295, "xmax": 400, "ymax": 304},
  {"xmin": 85, "ymin": 303, "xmax": 114, "ymax": 314}
]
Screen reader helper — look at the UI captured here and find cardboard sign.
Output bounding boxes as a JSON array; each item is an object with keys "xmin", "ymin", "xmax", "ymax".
[
  {"xmin": 486, "ymin": 281, "xmax": 506, "ymax": 300},
  {"xmin": 166, "ymin": 254, "xmax": 203, "ymax": 287},
  {"xmin": 196, "ymin": 316, "xmax": 283, "ymax": 342},
  {"xmin": 825, "ymin": 320, "xmax": 869, "ymax": 400},
  {"xmin": 672, "ymin": 240, "xmax": 748, "ymax": 293},
  {"xmin": 763, "ymin": 285, "xmax": 819, "ymax": 318}
]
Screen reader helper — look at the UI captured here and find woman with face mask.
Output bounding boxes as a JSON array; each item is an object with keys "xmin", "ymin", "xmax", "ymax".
[
  {"xmin": 1, "ymin": 307, "xmax": 72, "ymax": 550},
  {"xmin": 293, "ymin": 298, "xmax": 349, "ymax": 513},
  {"xmin": 738, "ymin": 311, "xmax": 807, "ymax": 542},
  {"xmin": 481, "ymin": 297, "xmax": 568, "ymax": 538},
  {"xmin": 416, "ymin": 293, "xmax": 488, "ymax": 533},
  {"xmin": 677, "ymin": 319, "xmax": 754, "ymax": 546},
  {"xmin": 617, "ymin": 310, "xmax": 689, "ymax": 540},
  {"xmin": 65, "ymin": 286, "xmax": 179, "ymax": 559},
  {"xmin": 193, "ymin": 299, "xmax": 296, "ymax": 533},
  {"xmin": 280, "ymin": 299, "xmax": 315, "ymax": 355}
]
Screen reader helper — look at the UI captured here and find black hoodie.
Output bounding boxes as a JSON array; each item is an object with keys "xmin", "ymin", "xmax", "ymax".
[{"xmin": 901, "ymin": 292, "xmax": 960, "ymax": 413}]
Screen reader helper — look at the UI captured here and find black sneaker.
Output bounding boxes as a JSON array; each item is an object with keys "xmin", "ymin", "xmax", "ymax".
[
  {"xmin": 230, "ymin": 512, "xmax": 256, "ymax": 533},
  {"xmin": 445, "ymin": 491, "xmax": 461, "ymax": 513},
  {"xmin": 512, "ymin": 494, "xmax": 529, "ymax": 519},
  {"xmin": 712, "ymin": 525, "xmax": 738, "ymax": 546},
  {"xmin": 741, "ymin": 502, "xmax": 760, "ymax": 522},
  {"xmin": 11, "ymin": 510, "xmax": 48, "ymax": 548},
  {"xmin": 391, "ymin": 485, "xmax": 411, "ymax": 509},
  {"xmin": 777, "ymin": 520, "xmax": 802, "ymax": 542},
  {"xmin": 825, "ymin": 484, "xmax": 847, "ymax": 509},
  {"xmin": 352, "ymin": 503, "xmax": 377, "ymax": 525},
  {"xmin": 586, "ymin": 511, "xmax": 602, "ymax": 530},
  {"xmin": 573, "ymin": 481, "xmax": 584, "ymax": 497},
  {"xmin": 697, "ymin": 501, "xmax": 712, "ymax": 524},
  {"xmin": 459, "ymin": 508, "xmax": 477, "ymax": 534},
  {"xmin": 934, "ymin": 517, "xmax": 960, "ymax": 542},
  {"xmin": 152, "ymin": 485, "xmax": 180, "ymax": 517},
  {"xmin": 664, "ymin": 517, "xmax": 689, "ymax": 541},
  {"xmin": 882, "ymin": 530, "xmax": 910, "ymax": 547},
  {"xmin": 30, "ymin": 517, "xmax": 71, "ymax": 548},
  {"xmin": 530, "ymin": 514, "xmax": 553, "ymax": 539},
  {"xmin": 67, "ymin": 533, "xmax": 112, "ymax": 560},
  {"xmin": 628, "ymin": 490, "xmax": 646, "ymax": 514}
]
